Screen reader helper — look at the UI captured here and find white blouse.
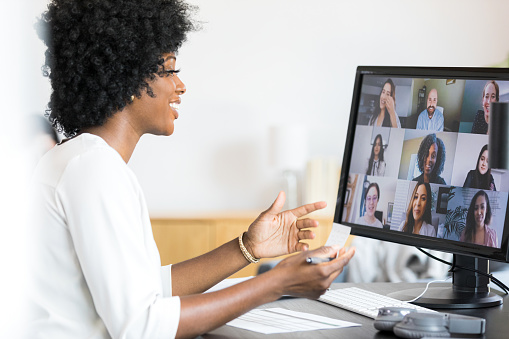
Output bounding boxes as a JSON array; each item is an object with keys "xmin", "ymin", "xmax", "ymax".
[{"xmin": 28, "ymin": 134, "xmax": 180, "ymax": 339}]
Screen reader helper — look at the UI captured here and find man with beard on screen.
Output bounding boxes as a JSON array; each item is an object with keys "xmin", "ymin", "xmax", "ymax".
[{"xmin": 416, "ymin": 88, "xmax": 444, "ymax": 131}]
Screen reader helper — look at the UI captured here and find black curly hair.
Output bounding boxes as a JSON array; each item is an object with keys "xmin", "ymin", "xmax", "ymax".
[
  {"xmin": 417, "ymin": 133, "xmax": 445, "ymax": 177},
  {"xmin": 37, "ymin": 0, "xmax": 196, "ymax": 137}
]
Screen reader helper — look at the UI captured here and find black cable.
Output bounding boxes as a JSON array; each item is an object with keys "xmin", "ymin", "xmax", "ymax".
[{"xmin": 416, "ymin": 247, "xmax": 509, "ymax": 294}]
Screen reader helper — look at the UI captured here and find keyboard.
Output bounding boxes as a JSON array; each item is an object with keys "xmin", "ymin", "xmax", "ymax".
[{"xmin": 318, "ymin": 287, "xmax": 436, "ymax": 319}]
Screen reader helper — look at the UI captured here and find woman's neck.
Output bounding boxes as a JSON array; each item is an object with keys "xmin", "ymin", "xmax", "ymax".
[
  {"xmin": 413, "ymin": 219, "xmax": 423, "ymax": 234},
  {"xmin": 374, "ymin": 155, "xmax": 379, "ymax": 161},
  {"xmin": 81, "ymin": 110, "xmax": 142, "ymax": 163},
  {"xmin": 377, "ymin": 110, "xmax": 385, "ymax": 126}
]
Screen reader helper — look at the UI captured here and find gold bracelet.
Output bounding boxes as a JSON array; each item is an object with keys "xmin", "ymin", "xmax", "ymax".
[{"xmin": 238, "ymin": 232, "xmax": 260, "ymax": 264}]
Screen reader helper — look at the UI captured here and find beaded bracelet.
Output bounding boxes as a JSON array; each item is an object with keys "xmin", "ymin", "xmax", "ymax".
[{"xmin": 238, "ymin": 232, "xmax": 260, "ymax": 264}]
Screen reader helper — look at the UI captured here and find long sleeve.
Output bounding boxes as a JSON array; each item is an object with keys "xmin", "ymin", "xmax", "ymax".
[{"xmin": 59, "ymin": 149, "xmax": 181, "ymax": 339}]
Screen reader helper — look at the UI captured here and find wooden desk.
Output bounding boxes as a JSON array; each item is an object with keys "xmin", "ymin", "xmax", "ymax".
[
  {"xmin": 151, "ymin": 213, "xmax": 339, "ymax": 278},
  {"xmin": 202, "ymin": 282, "xmax": 508, "ymax": 338}
]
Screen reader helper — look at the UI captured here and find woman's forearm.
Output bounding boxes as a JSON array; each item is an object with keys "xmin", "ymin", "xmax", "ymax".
[
  {"xmin": 171, "ymin": 237, "xmax": 252, "ymax": 296},
  {"xmin": 176, "ymin": 271, "xmax": 282, "ymax": 338}
]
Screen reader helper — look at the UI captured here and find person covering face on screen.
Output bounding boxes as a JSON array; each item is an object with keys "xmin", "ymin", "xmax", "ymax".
[
  {"xmin": 413, "ymin": 133, "xmax": 446, "ymax": 185},
  {"xmin": 463, "ymin": 144, "xmax": 496, "ymax": 191},
  {"xmin": 355, "ymin": 182, "xmax": 383, "ymax": 228},
  {"xmin": 366, "ymin": 134, "xmax": 386, "ymax": 176},
  {"xmin": 399, "ymin": 183, "xmax": 436, "ymax": 237},
  {"xmin": 460, "ymin": 190, "xmax": 498, "ymax": 247},
  {"xmin": 416, "ymin": 88, "xmax": 444, "ymax": 131},
  {"xmin": 30, "ymin": 1, "xmax": 356, "ymax": 338},
  {"xmin": 471, "ymin": 80, "xmax": 499, "ymax": 134},
  {"xmin": 368, "ymin": 78, "xmax": 402, "ymax": 128}
]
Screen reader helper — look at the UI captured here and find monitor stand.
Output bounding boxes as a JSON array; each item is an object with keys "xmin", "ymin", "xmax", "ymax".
[{"xmin": 387, "ymin": 254, "xmax": 503, "ymax": 309}]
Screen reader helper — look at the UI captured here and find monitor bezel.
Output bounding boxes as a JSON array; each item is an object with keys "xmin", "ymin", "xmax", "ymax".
[{"xmin": 334, "ymin": 66, "xmax": 509, "ymax": 263}]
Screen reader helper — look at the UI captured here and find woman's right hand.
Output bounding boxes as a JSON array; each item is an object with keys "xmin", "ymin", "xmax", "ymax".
[{"xmin": 267, "ymin": 245, "xmax": 355, "ymax": 299}]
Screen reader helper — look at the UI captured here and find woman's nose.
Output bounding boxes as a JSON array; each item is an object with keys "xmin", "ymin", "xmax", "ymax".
[{"xmin": 175, "ymin": 75, "xmax": 186, "ymax": 95}]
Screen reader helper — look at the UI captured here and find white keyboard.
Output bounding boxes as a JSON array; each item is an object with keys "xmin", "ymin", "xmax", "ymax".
[{"xmin": 319, "ymin": 287, "xmax": 436, "ymax": 319}]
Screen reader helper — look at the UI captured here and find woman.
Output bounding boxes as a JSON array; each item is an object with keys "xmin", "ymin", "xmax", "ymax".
[
  {"xmin": 460, "ymin": 190, "xmax": 498, "ymax": 247},
  {"xmin": 355, "ymin": 182, "xmax": 383, "ymax": 228},
  {"xmin": 30, "ymin": 1, "xmax": 355, "ymax": 338},
  {"xmin": 368, "ymin": 78, "xmax": 402, "ymax": 128},
  {"xmin": 471, "ymin": 80, "xmax": 499, "ymax": 134},
  {"xmin": 366, "ymin": 134, "xmax": 386, "ymax": 176},
  {"xmin": 463, "ymin": 144, "xmax": 496, "ymax": 191},
  {"xmin": 413, "ymin": 133, "xmax": 446, "ymax": 184},
  {"xmin": 399, "ymin": 183, "xmax": 436, "ymax": 236}
]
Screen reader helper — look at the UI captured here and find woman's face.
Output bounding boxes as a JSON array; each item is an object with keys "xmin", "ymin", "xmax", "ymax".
[
  {"xmin": 130, "ymin": 53, "xmax": 186, "ymax": 136},
  {"xmin": 365, "ymin": 186, "xmax": 379, "ymax": 217},
  {"xmin": 478, "ymin": 150, "xmax": 489, "ymax": 175},
  {"xmin": 412, "ymin": 184, "xmax": 427, "ymax": 222},
  {"xmin": 379, "ymin": 83, "xmax": 392, "ymax": 110},
  {"xmin": 373, "ymin": 138, "xmax": 381, "ymax": 158},
  {"xmin": 424, "ymin": 143, "xmax": 438, "ymax": 175},
  {"xmin": 482, "ymin": 83, "xmax": 497, "ymax": 123},
  {"xmin": 474, "ymin": 195, "xmax": 487, "ymax": 227}
]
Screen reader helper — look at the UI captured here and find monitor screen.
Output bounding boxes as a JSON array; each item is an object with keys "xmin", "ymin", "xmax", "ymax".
[{"xmin": 334, "ymin": 66, "xmax": 509, "ymax": 265}]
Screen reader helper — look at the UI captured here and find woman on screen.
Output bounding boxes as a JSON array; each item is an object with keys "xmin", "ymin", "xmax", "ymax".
[
  {"xmin": 471, "ymin": 80, "xmax": 499, "ymax": 134},
  {"xmin": 460, "ymin": 190, "xmax": 498, "ymax": 247},
  {"xmin": 366, "ymin": 134, "xmax": 386, "ymax": 176},
  {"xmin": 463, "ymin": 144, "xmax": 496, "ymax": 191},
  {"xmin": 368, "ymin": 78, "xmax": 402, "ymax": 128},
  {"xmin": 399, "ymin": 183, "xmax": 436, "ymax": 236},
  {"xmin": 355, "ymin": 182, "xmax": 383, "ymax": 228},
  {"xmin": 413, "ymin": 133, "xmax": 446, "ymax": 185}
]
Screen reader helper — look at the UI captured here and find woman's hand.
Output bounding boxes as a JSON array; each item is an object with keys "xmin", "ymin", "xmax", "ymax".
[
  {"xmin": 244, "ymin": 191, "xmax": 326, "ymax": 259},
  {"xmin": 385, "ymin": 95, "xmax": 396, "ymax": 116},
  {"xmin": 270, "ymin": 245, "xmax": 355, "ymax": 299}
]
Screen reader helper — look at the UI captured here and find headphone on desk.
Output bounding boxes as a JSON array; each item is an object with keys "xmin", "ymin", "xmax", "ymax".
[{"xmin": 373, "ymin": 307, "xmax": 486, "ymax": 338}]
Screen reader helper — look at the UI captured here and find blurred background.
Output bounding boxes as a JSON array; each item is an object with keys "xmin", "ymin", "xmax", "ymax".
[{"xmin": 3, "ymin": 0, "xmax": 509, "ymax": 335}]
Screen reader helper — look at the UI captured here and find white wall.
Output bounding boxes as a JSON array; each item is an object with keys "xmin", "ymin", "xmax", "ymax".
[{"xmin": 27, "ymin": 0, "xmax": 509, "ymax": 216}]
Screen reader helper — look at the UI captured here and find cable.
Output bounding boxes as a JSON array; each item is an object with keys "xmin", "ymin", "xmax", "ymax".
[
  {"xmin": 416, "ymin": 247, "xmax": 509, "ymax": 295},
  {"xmin": 403, "ymin": 277, "xmax": 451, "ymax": 303}
]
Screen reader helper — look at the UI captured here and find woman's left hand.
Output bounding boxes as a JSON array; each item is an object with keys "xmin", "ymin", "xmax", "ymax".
[
  {"xmin": 385, "ymin": 96, "xmax": 396, "ymax": 116},
  {"xmin": 243, "ymin": 192, "xmax": 327, "ymax": 259}
]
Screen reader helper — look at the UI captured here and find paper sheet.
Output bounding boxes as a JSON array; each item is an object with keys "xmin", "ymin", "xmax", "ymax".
[
  {"xmin": 325, "ymin": 223, "xmax": 351, "ymax": 249},
  {"xmin": 227, "ymin": 307, "xmax": 360, "ymax": 334},
  {"xmin": 204, "ymin": 276, "xmax": 254, "ymax": 293}
]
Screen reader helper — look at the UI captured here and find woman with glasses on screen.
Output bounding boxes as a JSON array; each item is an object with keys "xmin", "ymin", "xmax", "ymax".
[
  {"xmin": 471, "ymin": 80, "xmax": 499, "ymax": 134},
  {"xmin": 460, "ymin": 190, "xmax": 498, "ymax": 247},
  {"xmin": 355, "ymin": 182, "xmax": 383, "ymax": 228},
  {"xmin": 368, "ymin": 78, "xmax": 402, "ymax": 128},
  {"xmin": 413, "ymin": 133, "xmax": 446, "ymax": 185},
  {"xmin": 463, "ymin": 144, "xmax": 496, "ymax": 191},
  {"xmin": 366, "ymin": 134, "xmax": 386, "ymax": 176},
  {"xmin": 399, "ymin": 183, "xmax": 436, "ymax": 236}
]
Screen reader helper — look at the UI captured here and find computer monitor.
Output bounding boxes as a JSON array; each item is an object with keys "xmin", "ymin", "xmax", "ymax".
[{"xmin": 334, "ymin": 66, "xmax": 509, "ymax": 309}]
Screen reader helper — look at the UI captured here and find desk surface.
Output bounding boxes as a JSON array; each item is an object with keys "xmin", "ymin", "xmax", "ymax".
[{"xmin": 203, "ymin": 282, "xmax": 508, "ymax": 338}]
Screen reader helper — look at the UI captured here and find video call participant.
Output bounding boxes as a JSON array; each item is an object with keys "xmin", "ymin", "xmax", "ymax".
[
  {"xmin": 366, "ymin": 134, "xmax": 386, "ymax": 176},
  {"xmin": 413, "ymin": 133, "xmax": 446, "ymax": 184},
  {"xmin": 399, "ymin": 183, "xmax": 436, "ymax": 236},
  {"xmin": 355, "ymin": 182, "xmax": 383, "ymax": 228},
  {"xmin": 471, "ymin": 80, "xmax": 499, "ymax": 134},
  {"xmin": 460, "ymin": 190, "xmax": 498, "ymax": 247},
  {"xmin": 416, "ymin": 88, "xmax": 444, "ymax": 131},
  {"xmin": 368, "ymin": 78, "xmax": 402, "ymax": 128},
  {"xmin": 463, "ymin": 144, "xmax": 496, "ymax": 191}
]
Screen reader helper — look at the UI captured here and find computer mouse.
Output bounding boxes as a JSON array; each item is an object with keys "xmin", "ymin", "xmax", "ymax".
[{"xmin": 374, "ymin": 307, "xmax": 418, "ymax": 331}]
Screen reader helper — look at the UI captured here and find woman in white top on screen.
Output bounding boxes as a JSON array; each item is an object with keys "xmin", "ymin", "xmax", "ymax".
[
  {"xmin": 355, "ymin": 182, "xmax": 383, "ymax": 228},
  {"xmin": 366, "ymin": 134, "xmax": 386, "ymax": 176},
  {"xmin": 399, "ymin": 183, "xmax": 436, "ymax": 237},
  {"xmin": 29, "ymin": 1, "xmax": 355, "ymax": 338},
  {"xmin": 368, "ymin": 78, "xmax": 402, "ymax": 128}
]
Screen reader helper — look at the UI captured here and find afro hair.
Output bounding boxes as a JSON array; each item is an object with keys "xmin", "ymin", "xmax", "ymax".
[
  {"xmin": 417, "ymin": 133, "xmax": 445, "ymax": 177},
  {"xmin": 37, "ymin": 0, "xmax": 196, "ymax": 137}
]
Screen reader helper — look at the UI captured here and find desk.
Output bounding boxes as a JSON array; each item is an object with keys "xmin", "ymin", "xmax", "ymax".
[{"xmin": 203, "ymin": 282, "xmax": 508, "ymax": 338}]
